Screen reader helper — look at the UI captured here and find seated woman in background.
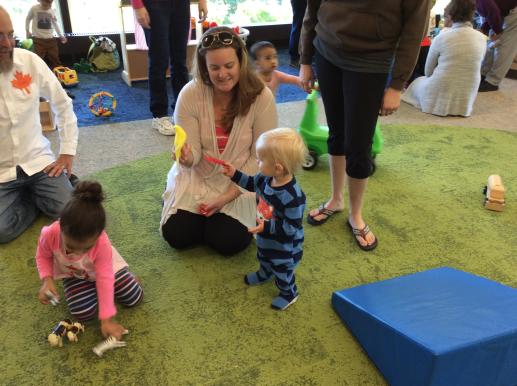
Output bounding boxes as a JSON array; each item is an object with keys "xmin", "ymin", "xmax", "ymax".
[
  {"xmin": 402, "ymin": 0, "xmax": 486, "ymax": 117},
  {"xmin": 160, "ymin": 26, "xmax": 278, "ymax": 256}
]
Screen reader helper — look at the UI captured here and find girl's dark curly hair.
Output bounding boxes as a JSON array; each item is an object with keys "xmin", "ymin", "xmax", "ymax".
[{"xmin": 60, "ymin": 180, "xmax": 106, "ymax": 241}]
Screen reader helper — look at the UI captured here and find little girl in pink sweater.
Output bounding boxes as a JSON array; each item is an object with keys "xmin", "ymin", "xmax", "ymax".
[{"xmin": 35, "ymin": 180, "xmax": 143, "ymax": 340}]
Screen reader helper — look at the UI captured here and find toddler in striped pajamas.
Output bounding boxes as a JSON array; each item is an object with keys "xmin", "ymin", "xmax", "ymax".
[
  {"xmin": 222, "ymin": 128, "xmax": 307, "ymax": 310},
  {"xmin": 35, "ymin": 180, "xmax": 143, "ymax": 340}
]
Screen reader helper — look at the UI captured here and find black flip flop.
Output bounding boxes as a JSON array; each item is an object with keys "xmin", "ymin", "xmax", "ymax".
[
  {"xmin": 347, "ymin": 221, "xmax": 378, "ymax": 251},
  {"xmin": 307, "ymin": 204, "xmax": 337, "ymax": 226}
]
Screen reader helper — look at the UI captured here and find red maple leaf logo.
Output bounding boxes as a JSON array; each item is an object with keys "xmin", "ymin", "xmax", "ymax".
[{"xmin": 11, "ymin": 71, "xmax": 32, "ymax": 94}]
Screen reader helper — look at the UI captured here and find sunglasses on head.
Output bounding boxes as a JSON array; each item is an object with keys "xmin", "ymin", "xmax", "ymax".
[{"xmin": 201, "ymin": 31, "xmax": 235, "ymax": 49}]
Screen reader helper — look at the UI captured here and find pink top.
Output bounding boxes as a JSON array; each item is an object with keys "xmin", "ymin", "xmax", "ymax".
[
  {"xmin": 131, "ymin": 0, "xmax": 144, "ymax": 9},
  {"xmin": 35, "ymin": 221, "xmax": 127, "ymax": 320},
  {"xmin": 264, "ymin": 70, "xmax": 301, "ymax": 95},
  {"xmin": 215, "ymin": 126, "xmax": 229, "ymax": 154}
]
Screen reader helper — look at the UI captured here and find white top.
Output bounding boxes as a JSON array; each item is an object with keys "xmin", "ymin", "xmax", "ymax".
[
  {"xmin": 160, "ymin": 80, "xmax": 278, "ymax": 230},
  {"xmin": 25, "ymin": 5, "xmax": 63, "ymax": 39},
  {"xmin": 402, "ymin": 23, "xmax": 487, "ymax": 117},
  {"xmin": 0, "ymin": 48, "xmax": 78, "ymax": 183}
]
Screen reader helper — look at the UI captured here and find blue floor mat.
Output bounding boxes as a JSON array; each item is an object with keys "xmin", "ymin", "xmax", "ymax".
[{"xmin": 71, "ymin": 49, "xmax": 306, "ymax": 127}]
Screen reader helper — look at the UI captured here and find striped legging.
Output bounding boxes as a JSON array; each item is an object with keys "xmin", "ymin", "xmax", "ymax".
[{"xmin": 62, "ymin": 267, "xmax": 143, "ymax": 321}]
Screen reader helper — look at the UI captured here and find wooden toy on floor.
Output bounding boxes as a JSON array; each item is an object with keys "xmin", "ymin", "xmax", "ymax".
[
  {"xmin": 483, "ymin": 174, "xmax": 505, "ymax": 212},
  {"xmin": 48, "ymin": 319, "xmax": 72, "ymax": 347},
  {"xmin": 66, "ymin": 322, "xmax": 85, "ymax": 343},
  {"xmin": 48, "ymin": 319, "xmax": 86, "ymax": 347}
]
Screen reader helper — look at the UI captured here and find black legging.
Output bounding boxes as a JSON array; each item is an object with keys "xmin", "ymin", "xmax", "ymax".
[
  {"xmin": 161, "ymin": 210, "xmax": 253, "ymax": 256},
  {"xmin": 315, "ymin": 50, "xmax": 388, "ymax": 179}
]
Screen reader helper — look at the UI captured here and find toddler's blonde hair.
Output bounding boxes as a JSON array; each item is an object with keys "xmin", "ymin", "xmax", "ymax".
[{"xmin": 256, "ymin": 128, "xmax": 308, "ymax": 175}]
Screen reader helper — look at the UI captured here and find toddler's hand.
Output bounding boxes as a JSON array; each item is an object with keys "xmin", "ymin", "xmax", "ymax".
[
  {"xmin": 60, "ymin": 36, "xmax": 67, "ymax": 44},
  {"xmin": 221, "ymin": 162, "xmax": 235, "ymax": 178},
  {"xmin": 38, "ymin": 277, "xmax": 58, "ymax": 305},
  {"xmin": 101, "ymin": 319, "xmax": 128, "ymax": 340},
  {"xmin": 248, "ymin": 218, "xmax": 265, "ymax": 234}
]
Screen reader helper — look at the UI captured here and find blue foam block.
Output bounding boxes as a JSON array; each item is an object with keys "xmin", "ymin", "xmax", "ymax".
[{"xmin": 332, "ymin": 267, "xmax": 517, "ymax": 386}]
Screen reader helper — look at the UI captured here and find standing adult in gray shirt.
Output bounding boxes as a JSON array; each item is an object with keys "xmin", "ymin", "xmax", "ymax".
[{"xmin": 299, "ymin": 0, "xmax": 430, "ymax": 251}]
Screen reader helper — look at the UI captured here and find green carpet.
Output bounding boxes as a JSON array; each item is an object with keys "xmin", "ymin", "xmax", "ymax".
[{"xmin": 1, "ymin": 124, "xmax": 517, "ymax": 385}]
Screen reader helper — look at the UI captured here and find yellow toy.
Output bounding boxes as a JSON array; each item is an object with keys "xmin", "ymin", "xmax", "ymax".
[
  {"xmin": 174, "ymin": 125, "xmax": 187, "ymax": 161},
  {"xmin": 53, "ymin": 66, "xmax": 79, "ymax": 87},
  {"xmin": 483, "ymin": 174, "xmax": 505, "ymax": 212},
  {"xmin": 88, "ymin": 91, "xmax": 117, "ymax": 117}
]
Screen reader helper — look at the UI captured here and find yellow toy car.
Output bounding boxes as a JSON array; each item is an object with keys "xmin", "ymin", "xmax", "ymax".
[{"xmin": 53, "ymin": 66, "xmax": 79, "ymax": 87}]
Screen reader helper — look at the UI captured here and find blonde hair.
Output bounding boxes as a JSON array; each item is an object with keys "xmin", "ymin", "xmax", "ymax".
[
  {"xmin": 256, "ymin": 128, "xmax": 308, "ymax": 175},
  {"xmin": 193, "ymin": 26, "xmax": 265, "ymax": 131}
]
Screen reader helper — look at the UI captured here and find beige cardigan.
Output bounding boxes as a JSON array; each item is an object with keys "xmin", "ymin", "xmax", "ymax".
[{"xmin": 160, "ymin": 80, "xmax": 278, "ymax": 230}]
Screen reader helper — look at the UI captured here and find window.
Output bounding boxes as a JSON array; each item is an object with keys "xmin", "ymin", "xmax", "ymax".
[
  {"xmin": 68, "ymin": 0, "xmax": 122, "ymax": 34},
  {"xmin": 3, "ymin": 0, "xmax": 63, "ymax": 39},
  {"xmin": 68, "ymin": 0, "xmax": 293, "ymax": 35},
  {"xmin": 202, "ymin": 0, "xmax": 292, "ymax": 26},
  {"xmin": 432, "ymin": 0, "xmax": 450, "ymax": 16},
  {"xmin": 6, "ymin": 0, "xmax": 293, "ymax": 37}
]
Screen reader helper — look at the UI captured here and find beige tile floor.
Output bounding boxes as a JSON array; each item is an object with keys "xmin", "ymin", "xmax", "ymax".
[{"xmin": 46, "ymin": 77, "xmax": 517, "ymax": 177}]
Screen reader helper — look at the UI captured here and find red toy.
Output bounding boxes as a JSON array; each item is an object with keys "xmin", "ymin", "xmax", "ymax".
[{"xmin": 204, "ymin": 154, "xmax": 226, "ymax": 165}]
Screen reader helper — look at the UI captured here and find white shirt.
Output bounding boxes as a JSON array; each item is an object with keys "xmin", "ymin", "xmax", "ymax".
[
  {"xmin": 25, "ymin": 5, "xmax": 64, "ymax": 39},
  {"xmin": 0, "ymin": 48, "xmax": 78, "ymax": 183}
]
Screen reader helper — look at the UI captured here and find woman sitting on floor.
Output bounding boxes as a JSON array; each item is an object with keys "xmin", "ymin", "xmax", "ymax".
[
  {"xmin": 401, "ymin": 0, "xmax": 486, "ymax": 117},
  {"xmin": 160, "ymin": 26, "xmax": 277, "ymax": 256}
]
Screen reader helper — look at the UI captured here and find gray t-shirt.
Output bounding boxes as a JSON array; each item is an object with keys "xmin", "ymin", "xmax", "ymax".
[{"xmin": 314, "ymin": 35, "xmax": 394, "ymax": 74}]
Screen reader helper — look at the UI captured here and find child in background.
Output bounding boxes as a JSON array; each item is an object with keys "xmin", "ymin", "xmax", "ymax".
[
  {"xmin": 222, "ymin": 128, "xmax": 307, "ymax": 310},
  {"xmin": 35, "ymin": 181, "xmax": 143, "ymax": 340},
  {"xmin": 249, "ymin": 41, "xmax": 302, "ymax": 95},
  {"xmin": 25, "ymin": 0, "xmax": 67, "ymax": 69}
]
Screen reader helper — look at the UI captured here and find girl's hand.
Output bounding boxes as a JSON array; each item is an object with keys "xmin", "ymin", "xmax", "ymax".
[
  {"xmin": 221, "ymin": 162, "xmax": 235, "ymax": 178},
  {"xmin": 100, "ymin": 319, "xmax": 128, "ymax": 340},
  {"xmin": 379, "ymin": 87, "xmax": 401, "ymax": 116},
  {"xmin": 198, "ymin": 0, "xmax": 208, "ymax": 21},
  {"xmin": 134, "ymin": 6, "xmax": 151, "ymax": 29},
  {"xmin": 38, "ymin": 277, "xmax": 58, "ymax": 305},
  {"xmin": 175, "ymin": 143, "xmax": 194, "ymax": 167},
  {"xmin": 299, "ymin": 64, "xmax": 314, "ymax": 94},
  {"xmin": 248, "ymin": 218, "xmax": 265, "ymax": 234}
]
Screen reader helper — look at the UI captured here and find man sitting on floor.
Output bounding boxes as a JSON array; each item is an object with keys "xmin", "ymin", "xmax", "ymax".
[{"xmin": 0, "ymin": 5, "xmax": 78, "ymax": 243}]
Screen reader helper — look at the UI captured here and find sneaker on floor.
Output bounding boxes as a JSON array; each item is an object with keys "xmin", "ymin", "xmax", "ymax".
[
  {"xmin": 478, "ymin": 79, "xmax": 499, "ymax": 92},
  {"xmin": 271, "ymin": 294, "xmax": 299, "ymax": 310},
  {"xmin": 152, "ymin": 117, "xmax": 175, "ymax": 136}
]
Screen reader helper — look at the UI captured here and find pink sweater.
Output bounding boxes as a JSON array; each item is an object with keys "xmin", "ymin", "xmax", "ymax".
[{"xmin": 35, "ymin": 221, "xmax": 126, "ymax": 320}]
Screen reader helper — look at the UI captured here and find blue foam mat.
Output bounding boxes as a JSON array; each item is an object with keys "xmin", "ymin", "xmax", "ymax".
[{"xmin": 332, "ymin": 267, "xmax": 517, "ymax": 386}]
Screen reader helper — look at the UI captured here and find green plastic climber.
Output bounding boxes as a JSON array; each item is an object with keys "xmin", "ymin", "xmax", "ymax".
[{"xmin": 297, "ymin": 89, "xmax": 383, "ymax": 175}]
